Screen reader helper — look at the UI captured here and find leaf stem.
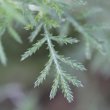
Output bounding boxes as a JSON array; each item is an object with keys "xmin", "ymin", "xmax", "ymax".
[{"xmin": 44, "ymin": 25, "xmax": 62, "ymax": 75}]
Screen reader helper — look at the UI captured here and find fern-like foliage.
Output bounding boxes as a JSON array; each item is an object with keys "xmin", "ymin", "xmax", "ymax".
[
  {"xmin": 21, "ymin": 0, "xmax": 86, "ymax": 102},
  {"xmin": 22, "ymin": 23, "xmax": 85, "ymax": 102},
  {"xmin": 0, "ymin": 0, "xmax": 26, "ymax": 65},
  {"xmin": 0, "ymin": 0, "xmax": 110, "ymax": 103}
]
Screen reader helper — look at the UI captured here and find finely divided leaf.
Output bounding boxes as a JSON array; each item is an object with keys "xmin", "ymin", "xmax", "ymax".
[
  {"xmin": 64, "ymin": 74, "xmax": 83, "ymax": 87},
  {"xmin": 29, "ymin": 23, "xmax": 43, "ymax": 42},
  {"xmin": 51, "ymin": 36, "xmax": 79, "ymax": 45},
  {"xmin": 21, "ymin": 38, "xmax": 46, "ymax": 61},
  {"xmin": 50, "ymin": 74, "xmax": 59, "ymax": 100},
  {"xmin": 57, "ymin": 55, "xmax": 86, "ymax": 71},
  {"xmin": 60, "ymin": 75, "xmax": 73, "ymax": 103},
  {"xmin": 34, "ymin": 58, "xmax": 53, "ymax": 87}
]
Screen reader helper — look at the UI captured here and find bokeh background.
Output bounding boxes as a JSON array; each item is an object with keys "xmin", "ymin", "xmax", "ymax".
[{"xmin": 0, "ymin": 0, "xmax": 110, "ymax": 110}]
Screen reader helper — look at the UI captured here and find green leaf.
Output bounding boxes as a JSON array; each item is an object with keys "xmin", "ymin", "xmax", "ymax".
[
  {"xmin": 34, "ymin": 57, "xmax": 53, "ymax": 87},
  {"xmin": 57, "ymin": 55, "xmax": 86, "ymax": 71},
  {"xmin": 1, "ymin": 0, "xmax": 26, "ymax": 24},
  {"xmin": 50, "ymin": 74, "xmax": 59, "ymax": 100},
  {"xmin": 0, "ymin": 41, "xmax": 7, "ymax": 65},
  {"xmin": 51, "ymin": 36, "xmax": 79, "ymax": 45},
  {"xmin": 21, "ymin": 38, "xmax": 46, "ymax": 61},
  {"xmin": 8, "ymin": 27, "xmax": 22, "ymax": 44},
  {"xmin": 29, "ymin": 23, "xmax": 43, "ymax": 42},
  {"xmin": 64, "ymin": 74, "xmax": 83, "ymax": 87},
  {"xmin": 60, "ymin": 75, "xmax": 73, "ymax": 103}
]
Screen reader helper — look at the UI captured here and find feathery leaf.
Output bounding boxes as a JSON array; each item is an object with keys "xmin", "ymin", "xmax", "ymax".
[
  {"xmin": 34, "ymin": 57, "xmax": 53, "ymax": 87},
  {"xmin": 21, "ymin": 38, "xmax": 46, "ymax": 61},
  {"xmin": 60, "ymin": 75, "xmax": 73, "ymax": 103},
  {"xmin": 50, "ymin": 74, "xmax": 60, "ymax": 100}
]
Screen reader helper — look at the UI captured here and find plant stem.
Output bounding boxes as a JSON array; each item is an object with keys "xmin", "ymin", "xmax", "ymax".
[{"xmin": 44, "ymin": 25, "xmax": 62, "ymax": 75}]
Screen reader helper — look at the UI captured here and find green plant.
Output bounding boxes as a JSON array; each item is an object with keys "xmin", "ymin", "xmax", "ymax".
[{"xmin": 0, "ymin": 0, "xmax": 110, "ymax": 102}]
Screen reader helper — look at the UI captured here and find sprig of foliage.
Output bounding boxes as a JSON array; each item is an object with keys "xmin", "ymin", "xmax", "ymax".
[
  {"xmin": 21, "ymin": 38, "xmax": 46, "ymax": 61},
  {"xmin": 0, "ymin": 0, "xmax": 26, "ymax": 65},
  {"xmin": 34, "ymin": 56, "xmax": 53, "ymax": 87},
  {"xmin": 0, "ymin": 0, "xmax": 110, "ymax": 103},
  {"xmin": 51, "ymin": 35, "xmax": 79, "ymax": 45},
  {"xmin": 22, "ymin": 17, "xmax": 85, "ymax": 102}
]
